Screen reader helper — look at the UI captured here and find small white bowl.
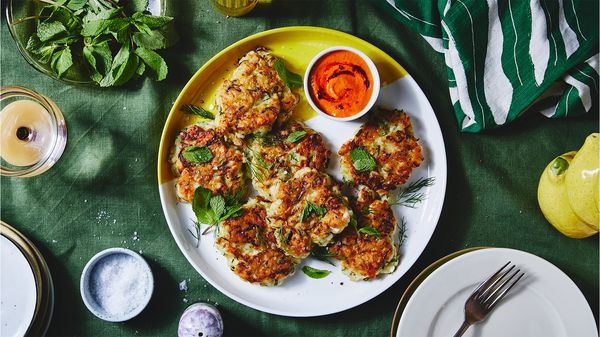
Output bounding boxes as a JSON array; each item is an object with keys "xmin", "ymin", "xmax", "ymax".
[
  {"xmin": 80, "ymin": 248, "xmax": 154, "ymax": 322},
  {"xmin": 303, "ymin": 46, "xmax": 380, "ymax": 122}
]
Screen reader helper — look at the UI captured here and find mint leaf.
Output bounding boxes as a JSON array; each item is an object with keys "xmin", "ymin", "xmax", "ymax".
[
  {"xmin": 37, "ymin": 21, "xmax": 67, "ymax": 42},
  {"xmin": 210, "ymin": 195, "xmax": 226, "ymax": 220},
  {"xmin": 83, "ymin": 42, "xmax": 113, "ymax": 83},
  {"xmin": 286, "ymin": 130, "xmax": 307, "ymax": 143},
  {"xmin": 274, "ymin": 59, "xmax": 302, "ymax": 89},
  {"xmin": 134, "ymin": 47, "xmax": 168, "ymax": 81},
  {"xmin": 181, "ymin": 104, "xmax": 214, "ymax": 120},
  {"xmin": 299, "ymin": 202, "xmax": 327, "ymax": 223},
  {"xmin": 358, "ymin": 226, "xmax": 381, "ymax": 238},
  {"xmin": 124, "ymin": 0, "xmax": 149, "ymax": 14},
  {"xmin": 310, "ymin": 246, "xmax": 336, "ymax": 266},
  {"xmin": 50, "ymin": 47, "xmax": 73, "ymax": 78},
  {"xmin": 183, "ymin": 146, "xmax": 213, "ymax": 164},
  {"xmin": 302, "ymin": 266, "xmax": 331, "ymax": 279},
  {"xmin": 132, "ymin": 12, "xmax": 173, "ymax": 29},
  {"xmin": 132, "ymin": 25, "xmax": 178, "ymax": 50},
  {"xmin": 350, "ymin": 147, "xmax": 376, "ymax": 172}
]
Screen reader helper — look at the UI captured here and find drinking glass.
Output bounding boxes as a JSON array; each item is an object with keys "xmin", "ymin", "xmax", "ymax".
[{"xmin": 210, "ymin": 0, "xmax": 258, "ymax": 16}]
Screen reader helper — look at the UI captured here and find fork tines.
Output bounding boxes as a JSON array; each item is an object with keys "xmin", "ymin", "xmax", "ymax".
[{"xmin": 475, "ymin": 261, "xmax": 525, "ymax": 310}]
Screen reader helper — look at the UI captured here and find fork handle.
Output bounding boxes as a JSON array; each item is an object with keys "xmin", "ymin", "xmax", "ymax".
[{"xmin": 452, "ymin": 320, "xmax": 471, "ymax": 337}]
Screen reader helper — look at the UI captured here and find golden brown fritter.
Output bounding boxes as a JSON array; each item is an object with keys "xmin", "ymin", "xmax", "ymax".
[
  {"xmin": 268, "ymin": 168, "xmax": 353, "ymax": 259},
  {"xmin": 246, "ymin": 121, "xmax": 331, "ymax": 198},
  {"xmin": 215, "ymin": 47, "xmax": 299, "ymax": 143},
  {"xmin": 339, "ymin": 108, "xmax": 423, "ymax": 195},
  {"xmin": 215, "ymin": 199, "xmax": 298, "ymax": 286},
  {"xmin": 328, "ymin": 186, "xmax": 399, "ymax": 281},
  {"xmin": 170, "ymin": 125, "xmax": 245, "ymax": 202}
]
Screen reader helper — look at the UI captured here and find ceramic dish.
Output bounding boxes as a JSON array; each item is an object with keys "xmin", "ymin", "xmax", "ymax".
[
  {"xmin": 1, "ymin": 221, "xmax": 54, "ymax": 337},
  {"xmin": 303, "ymin": 45, "xmax": 381, "ymax": 122},
  {"xmin": 396, "ymin": 248, "xmax": 598, "ymax": 337},
  {"xmin": 157, "ymin": 26, "xmax": 447, "ymax": 317}
]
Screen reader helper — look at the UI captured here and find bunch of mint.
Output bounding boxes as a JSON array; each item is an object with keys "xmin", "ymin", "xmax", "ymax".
[{"xmin": 24, "ymin": 0, "xmax": 177, "ymax": 86}]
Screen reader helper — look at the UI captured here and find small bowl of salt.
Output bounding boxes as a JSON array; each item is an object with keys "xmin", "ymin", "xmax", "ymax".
[{"xmin": 80, "ymin": 248, "xmax": 154, "ymax": 322}]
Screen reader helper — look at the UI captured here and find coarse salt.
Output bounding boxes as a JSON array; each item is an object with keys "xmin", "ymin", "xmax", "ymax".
[{"xmin": 89, "ymin": 253, "xmax": 150, "ymax": 316}]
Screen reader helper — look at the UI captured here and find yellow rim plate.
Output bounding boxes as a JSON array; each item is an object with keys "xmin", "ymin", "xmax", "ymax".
[{"xmin": 157, "ymin": 26, "xmax": 447, "ymax": 316}]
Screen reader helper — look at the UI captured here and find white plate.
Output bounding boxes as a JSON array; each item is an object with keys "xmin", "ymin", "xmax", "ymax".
[
  {"xmin": 397, "ymin": 248, "xmax": 598, "ymax": 337},
  {"xmin": 1, "ymin": 235, "xmax": 38, "ymax": 337},
  {"xmin": 158, "ymin": 27, "xmax": 447, "ymax": 317}
]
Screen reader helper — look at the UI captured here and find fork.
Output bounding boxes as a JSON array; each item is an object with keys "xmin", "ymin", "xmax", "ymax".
[{"xmin": 452, "ymin": 262, "xmax": 525, "ymax": 337}]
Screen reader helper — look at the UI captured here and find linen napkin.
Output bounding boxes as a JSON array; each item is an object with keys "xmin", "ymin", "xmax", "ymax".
[{"xmin": 380, "ymin": 0, "xmax": 599, "ymax": 132}]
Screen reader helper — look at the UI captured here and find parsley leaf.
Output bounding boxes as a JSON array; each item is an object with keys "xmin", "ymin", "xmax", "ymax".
[
  {"xmin": 302, "ymin": 266, "xmax": 331, "ymax": 279},
  {"xmin": 183, "ymin": 146, "xmax": 213, "ymax": 164},
  {"xmin": 286, "ymin": 130, "xmax": 307, "ymax": 143},
  {"xmin": 274, "ymin": 59, "xmax": 302, "ymax": 89},
  {"xmin": 181, "ymin": 104, "xmax": 215, "ymax": 120},
  {"xmin": 299, "ymin": 202, "xmax": 327, "ymax": 223},
  {"xmin": 350, "ymin": 147, "xmax": 376, "ymax": 172}
]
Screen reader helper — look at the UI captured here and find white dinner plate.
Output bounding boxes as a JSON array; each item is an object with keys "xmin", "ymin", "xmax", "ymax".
[
  {"xmin": 158, "ymin": 27, "xmax": 447, "ymax": 317},
  {"xmin": 1, "ymin": 235, "xmax": 38, "ymax": 337},
  {"xmin": 396, "ymin": 248, "xmax": 598, "ymax": 337}
]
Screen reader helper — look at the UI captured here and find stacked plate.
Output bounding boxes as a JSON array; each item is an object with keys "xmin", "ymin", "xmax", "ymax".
[
  {"xmin": 391, "ymin": 247, "xmax": 598, "ymax": 337},
  {"xmin": 1, "ymin": 221, "xmax": 54, "ymax": 337}
]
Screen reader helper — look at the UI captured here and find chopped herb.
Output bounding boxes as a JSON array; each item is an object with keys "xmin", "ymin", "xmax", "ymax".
[
  {"xmin": 286, "ymin": 130, "xmax": 307, "ymax": 143},
  {"xmin": 181, "ymin": 104, "xmax": 214, "ymax": 120},
  {"xmin": 302, "ymin": 266, "xmax": 331, "ymax": 279},
  {"xmin": 274, "ymin": 59, "xmax": 302, "ymax": 88},
  {"xmin": 18, "ymin": 0, "xmax": 178, "ymax": 86},
  {"xmin": 183, "ymin": 146, "xmax": 213, "ymax": 164},
  {"xmin": 392, "ymin": 177, "xmax": 435, "ymax": 208},
  {"xmin": 299, "ymin": 202, "xmax": 327, "ymax": 223},
  {"xmin": 358, "ymin": 226, "xmax": 381, "ymax": 238},
  {"xmin": 349, "ymin": 216, "xmax": 358, "ymax": 231},
  {"xmin": 350, "ymin": 147, "xmax": 377, "ymax": 172},
  {"xmin": 310, "ymin": 246, "xmax": 336, "ymax": 266},
  {"xmin": 288, "ymin": 152, "xmax": 298, "ymax": 164}
]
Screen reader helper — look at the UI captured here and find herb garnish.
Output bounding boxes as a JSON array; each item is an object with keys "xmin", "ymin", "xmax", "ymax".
[
  {"xmin": 274, "ymin": 59, "xmax": 302, "ymax": 89},
  {"xmin": 181, "ymin": 104, "xmax": 214, "ymax": 120},
  {"xmin": 391, "ymin": 177, "xmax": 435, "ymax": 208},
  {"xmin": 350, "ymin": 147, "xmax": 376, "ymax": 172},
  {"xmin": 191, "ymin": 187, "xmax": 244, "ymax": 243},
  {"xmin": 183, "ymin": 146, "xmax": 213, "ymax": 164},
  {"xmin": 397, "ymin": 216, "xmax": 408, "ymax": 247},
  {"xmin": 22, "ymin": 0, "xmax": 177, "ymax": 86},
  {"xmin": 299, "ymin": 202, "xmax": 327, "ymax": 223},
  {"xmin": 310, "ymin": 246, "xmax": 336, "ymax": 266},
  {"xmin": 286, "ymin": 130, "xmax": 307, "ymax": 143},
  {"xmin": 244, "ymin": 148, "xmax": 270, "ymax": 183},
  {"xmin": 302, "ymin": 266, "xmax": 331, "ymax": 279},
  {"xmin": 358, "ymin": 226, "xmax": 381, "ymax": 238}
]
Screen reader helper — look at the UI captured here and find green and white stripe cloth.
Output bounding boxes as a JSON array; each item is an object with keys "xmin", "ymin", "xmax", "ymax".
[{"xmin": 381, "ymin": 0, "xmax": 599, "ymax": 132}]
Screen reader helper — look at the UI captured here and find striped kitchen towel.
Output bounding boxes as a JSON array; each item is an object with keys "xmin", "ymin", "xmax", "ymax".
[{"xmin": 380, "ymin": 0, "xmax": 599, "ymax": 132}]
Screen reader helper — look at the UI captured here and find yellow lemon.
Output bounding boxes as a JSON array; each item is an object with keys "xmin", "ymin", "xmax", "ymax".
[
  {"xmin": 565, "ymin": 133, "xmax": 599, "ymax": 230},
  {"xmin": 538, "ymin": 151, "xmax": 598, "ymax": 238}
]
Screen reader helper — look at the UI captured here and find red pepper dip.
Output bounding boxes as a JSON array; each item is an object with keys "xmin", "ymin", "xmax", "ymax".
[{"xmin": 309, "ymin": 50, "xmax": 374, "ymax": 118}]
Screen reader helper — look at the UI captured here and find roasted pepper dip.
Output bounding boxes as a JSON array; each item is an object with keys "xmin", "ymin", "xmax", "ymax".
[{"xmin": 308, "ymin": 50, "xmax": 374, "ymax": 118}]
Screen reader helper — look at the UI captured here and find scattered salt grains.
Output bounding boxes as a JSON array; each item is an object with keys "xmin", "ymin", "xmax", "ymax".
[
  {"xmin": 183, "ymin": 298, "xmax": 188, "ymax": 303},
  {"xmin": 52, "ymin": 239, "xmax": 57, "ymax": 243},
  {"xmin": 179, "ymin": 280, "xmax": 189, "ymax": 292},
  {"xmin": 123, "ymin": 107, "xmax": 127, "ymax": 110},
  {"xmin": 89, "ymin": 254, "xmax": 150, "ymax": 316}
]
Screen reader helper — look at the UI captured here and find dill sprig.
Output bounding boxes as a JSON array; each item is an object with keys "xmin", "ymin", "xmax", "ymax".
[
  {"xmin": 181, "ymin": 104, "xmax": 215, "ymax": 120},
  {"xmin": 392, "ymin": 176, "xmax": 435, "ymax": 208},
  {"xmin": 244, "ymin": 148, "xmax": 270, "ymax": 183},
  {"xmin": 397, "ymin": 216, "xmax": 408, "ymax": 247}
]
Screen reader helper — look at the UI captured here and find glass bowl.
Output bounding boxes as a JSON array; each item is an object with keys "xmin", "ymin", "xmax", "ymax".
[{"xmin": 5, "ymin": 0, "xmax": 167, "ymax": 85}]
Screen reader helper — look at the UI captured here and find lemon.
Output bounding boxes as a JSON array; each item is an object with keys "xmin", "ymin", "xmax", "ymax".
[
  {"xmin": 538, "ymin": 151, "xmax": 598, "ymax": 238},
  {"xmin": 565, "ymin": 133, "xmax": 599, "ymax": 230}
]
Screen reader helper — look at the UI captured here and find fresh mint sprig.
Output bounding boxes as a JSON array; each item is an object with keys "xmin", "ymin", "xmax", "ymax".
[
  {"xmin": 274, "ymin": 59, "xmax": 302, "ymax": 89},
  {"xmin": 21, "ymin": 0, "xmax": 177, "ymax": 86},
  {"xmin": 350, "ymin": 147, "xmax": 377, "ymax": 172}
]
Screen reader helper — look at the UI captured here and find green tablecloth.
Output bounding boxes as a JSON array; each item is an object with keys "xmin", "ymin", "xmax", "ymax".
[{"xmin": 1, "ymin": 1, "xmax": 598, "ymax": 336}]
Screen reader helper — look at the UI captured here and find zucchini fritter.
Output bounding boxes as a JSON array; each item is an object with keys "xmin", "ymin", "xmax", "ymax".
[
  {"xmin": 215, "ymin": 47, "xmax": 299, "ymax": 143},
  {"xmin": 338, "ymin": 108, "xmax": 423, "ymax": 195},
  {"xmin": 246, "ymin": 121, "xmax": 331, "ymax": 198},
  {"xmin": 170, "ymin": 125, "xmax": 245, "ymax": 202},
  {"xmin": 328, "ymin": 186, "xmax": 399, "ymax": 281},
  {"xmin": 215, "ymin": 199, "xmax": 298, "ymax": 286},
  {"xmin": 268, "ymin": 168, "xmax": 353, "ymax": 259}
]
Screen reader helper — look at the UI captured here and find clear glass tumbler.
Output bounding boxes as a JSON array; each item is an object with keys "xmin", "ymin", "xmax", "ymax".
[
  {"xmin": 210, "ymin": 0, "xmax": 258, "ymax": 16},
  {"xmin": 0, "ymin": 86, "xmax": 67, "ymax": 177}
]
